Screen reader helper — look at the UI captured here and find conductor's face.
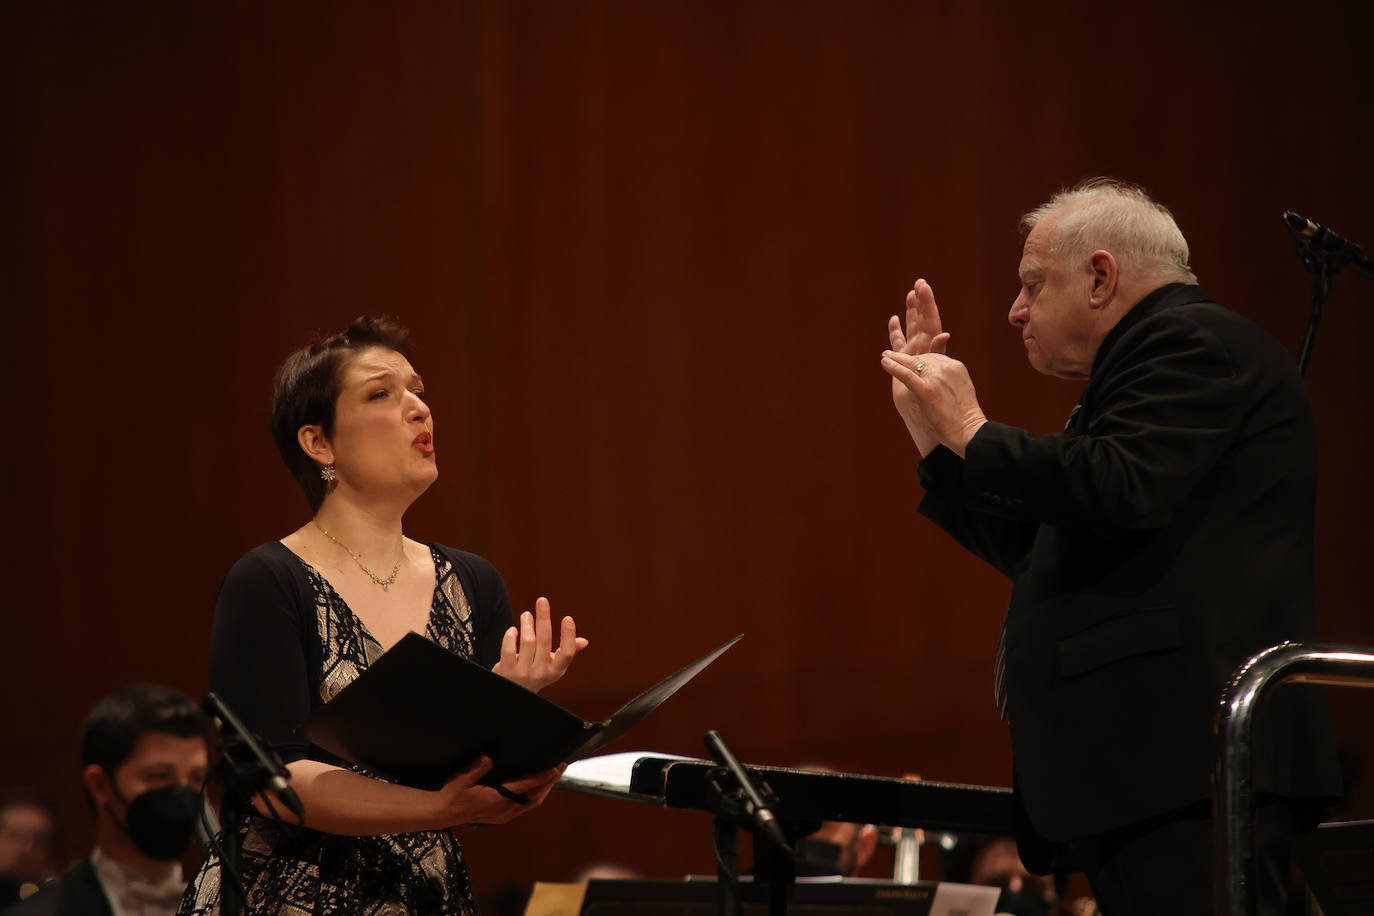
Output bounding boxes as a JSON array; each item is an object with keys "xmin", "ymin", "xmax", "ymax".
[{"xmin": 1007, "ymin": 215, "xmax": 1098, "ymax": 381}]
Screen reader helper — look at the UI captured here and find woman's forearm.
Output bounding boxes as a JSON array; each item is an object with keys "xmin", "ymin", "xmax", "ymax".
[{"xmin": 254, "ymin": 759, "xmax": 449, "ymax": 836}]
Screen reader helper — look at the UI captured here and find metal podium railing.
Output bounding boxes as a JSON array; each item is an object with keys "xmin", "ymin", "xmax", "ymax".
[{"xmin": 1213, "ymin": 641, "xmax": 1374, "ymax": 916}]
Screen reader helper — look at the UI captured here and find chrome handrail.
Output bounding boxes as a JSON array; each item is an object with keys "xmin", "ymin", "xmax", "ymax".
[{"xmin": 1213, "ymin": 641, "xmax": 1374, "ymax": 916}]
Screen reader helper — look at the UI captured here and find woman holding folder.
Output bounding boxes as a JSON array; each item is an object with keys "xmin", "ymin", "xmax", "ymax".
[{"xmin": 181, "ymin": 316, "xmax": 585, "ymax": 915}]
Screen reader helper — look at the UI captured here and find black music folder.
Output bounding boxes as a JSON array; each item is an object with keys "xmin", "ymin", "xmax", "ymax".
[{"xmin": 303, "ymin": 632, "xmax": 741, "ymax": 789}]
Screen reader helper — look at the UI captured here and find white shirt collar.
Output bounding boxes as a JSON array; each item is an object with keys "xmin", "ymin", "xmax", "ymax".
[{"xmin": 90, "ymin": 847, "xmax": 185, "ymax": 916}]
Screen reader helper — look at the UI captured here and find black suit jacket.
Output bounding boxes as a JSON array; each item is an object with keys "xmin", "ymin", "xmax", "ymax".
[
  {"xmin": 918, "ymin": 283, "xmax": 1342, "ymax": 842},
  {"xmin": 2, "ymin": 861, "xmax": 112, "ymax": 916}
]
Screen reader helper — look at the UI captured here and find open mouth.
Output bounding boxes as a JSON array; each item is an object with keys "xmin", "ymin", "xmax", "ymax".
[{"xmin": 413, "ymin": 432, "xmax": 434, "ymax": 455}]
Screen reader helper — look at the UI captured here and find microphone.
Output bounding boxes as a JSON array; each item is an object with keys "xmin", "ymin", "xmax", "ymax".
[
  {"xmin": 703, "ymin": 730, "xmax": 791, "ymax": 853},
  {"xmin": 204, "ymin": 693, "xmax": 305, "ymax": 820},
  {"xmin": 1284, "ymin": 211, "xmax": 1374, "ymax": 275}
]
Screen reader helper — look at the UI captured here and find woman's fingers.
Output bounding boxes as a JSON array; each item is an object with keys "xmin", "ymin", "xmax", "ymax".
[
  {"xmin": 467, "ymin": 765, "xmax": 565, "ymax": 825},
  {"xmin": 444, "ymin": 760, "xmax": 564, "ymax": 826},
  {"xmin": 448, "ymin": 755, "xmax": 495, "ymax": 790},
  {"xmin": 526, "ymin": 773, "xmax": 563, "ymax": 806},
  {"xmin": 533, "ymin": 597, "xmax": 554, "ymax": 657},
  {"xmin": 518, "ymin": 610, "xmax": 537, "ymax": 672},
  {"xmin": 493, "ymin": 598, "xmax": 588, "ymax": 691},
  {"xmin": 514, "ymin": 765, "xmax": 565, "ymax": 807},
  {"xmin": 550, "ymin": 616, "xmax": 583, "ymax": 673},
  {"xmin": 504, "ymin": 764, "xmax": 565, "ymax": 795}
]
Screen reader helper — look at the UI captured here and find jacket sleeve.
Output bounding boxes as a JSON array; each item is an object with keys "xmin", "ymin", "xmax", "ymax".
[
  {"xmin": 917, "ymin": 444, "xmax": 1038, "ymax": 579},
  {"xmin": 960, "ymin": 313, "xmax": 1250, "ymax": 533}
]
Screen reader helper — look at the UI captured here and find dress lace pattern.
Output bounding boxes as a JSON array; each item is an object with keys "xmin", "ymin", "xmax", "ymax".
[{"xmin": 179, "ymin": 548, "xmax": 480, "ymax": 915}]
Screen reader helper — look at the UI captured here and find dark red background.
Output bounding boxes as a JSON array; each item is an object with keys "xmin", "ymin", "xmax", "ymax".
[{"xmin": 6, "ymin": 1, "xmax": 1374, "ymax": 906}]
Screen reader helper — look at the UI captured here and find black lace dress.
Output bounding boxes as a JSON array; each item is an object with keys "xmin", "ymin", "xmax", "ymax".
[{"xmin": 179, "ymin": 541, "xmax": 512, "ymax": 915}]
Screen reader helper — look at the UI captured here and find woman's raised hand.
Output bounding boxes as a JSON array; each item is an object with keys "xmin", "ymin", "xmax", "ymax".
[{"xmin": 491, "ymin": 597, "xmax": 588, "ymax": 693}]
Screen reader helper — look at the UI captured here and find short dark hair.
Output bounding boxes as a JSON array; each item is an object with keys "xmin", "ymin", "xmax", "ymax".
[
  {"xmin": 81, "ymin": 684, "xmax": 208, "ymax": 775},
  {"xmin": 269, "ymin": 315, "xmax": 413, "ymax": 511}
]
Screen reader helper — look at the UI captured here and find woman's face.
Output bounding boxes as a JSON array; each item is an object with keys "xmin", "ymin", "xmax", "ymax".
[{"xmin": 325, "ymin": 346, "xmax": 437, "ymax": 500}]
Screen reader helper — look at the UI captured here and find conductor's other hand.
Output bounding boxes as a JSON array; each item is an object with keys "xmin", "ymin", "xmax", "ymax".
[
  {"xmin": 885, "ymin": 279, "xmax": 952, "ymax": 457},
  {"xmin": 438, "ymin": 755, "xmax": 564, "ymax": 827},
  {"xmin": 491, "ymin": 596, "xmax": 588, "ymax": 693},
  {"xmin": 888, "ymin": 279, "xmax": 951, "ymax": 422},
  {"xmin": 891, "ymin": 279, "xmax": 949, "ymax": 356}
]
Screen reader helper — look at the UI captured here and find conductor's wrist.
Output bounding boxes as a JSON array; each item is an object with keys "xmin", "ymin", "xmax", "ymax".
[{"xmin": 949, "ymin": 417, "xmax": 989, "ymax": 459}]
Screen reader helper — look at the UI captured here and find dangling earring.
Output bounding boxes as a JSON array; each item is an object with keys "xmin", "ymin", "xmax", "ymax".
[{"xmin": 320, "ymin": 464, "xmax": 336, "ymax": 482}]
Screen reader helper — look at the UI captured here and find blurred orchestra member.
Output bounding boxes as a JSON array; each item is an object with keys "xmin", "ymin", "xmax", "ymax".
[{"xmin": 6, "ymin": 684, "xmax": 209, "ymax": 916}]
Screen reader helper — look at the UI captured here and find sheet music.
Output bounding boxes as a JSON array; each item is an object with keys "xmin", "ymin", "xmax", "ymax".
[
  {"xmin": 560, "ymin": 751, "xmax": 691, "ymax": 792},
  {"xmin": 930, "ymin": 881, "xmax": 1000, "ymax": 916}
]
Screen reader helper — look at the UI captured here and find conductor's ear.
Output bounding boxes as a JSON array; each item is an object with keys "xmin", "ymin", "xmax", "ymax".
[{"xmin": 1087, "ymin": 250, "xmax": 1119, "ymax": 309}]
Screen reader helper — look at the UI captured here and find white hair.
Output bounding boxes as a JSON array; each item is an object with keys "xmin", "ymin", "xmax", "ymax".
[{"xmin": 1021, "ymin": 178, "xmax": 1198, "ymax": 285}]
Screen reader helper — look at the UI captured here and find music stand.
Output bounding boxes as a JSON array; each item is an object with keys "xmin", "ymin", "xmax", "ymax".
[{"xmin": 1292, "ymin": 819, "xmax": 1374, "ymax": 916}]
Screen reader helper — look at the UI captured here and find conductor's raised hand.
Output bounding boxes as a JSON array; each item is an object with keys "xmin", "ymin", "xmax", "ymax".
[
  {"xmin": 436, "ymin": 755, "xmax": 565, "ymax": 827},
  {"xmin": 889, "ymin": 279, "xmax": 950, "ymax": 356},
  {"xmin": 889, "ymin": 280, "xmax": 952, "ymax": 402},
  {"xmin": 881, "ymin": 351, "xmax": 987, "ymax": 458},
  {"xmin": 491, "ymin": 597, "xmax": 588, "ymax": 693},
  {"xmin": 887, "ymin": 279, "xmax": 952, "ymax": 454}
]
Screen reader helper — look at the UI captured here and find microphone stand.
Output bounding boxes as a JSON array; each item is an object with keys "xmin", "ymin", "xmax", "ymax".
[
  {"xmin": 702, "ymin": 731, "xmax": 798, "ymax": 916},
  {"xmin": 1285, "ymin": 211, "xmax": 1373, "ymax": 376},
  {"xmin": 705, "ymin": 768, "xmax": 747, "ymax": 916},
  {"xmin": 1295, "ymin": 250, "xmax": 1331, "ymax": 377},
  {"xmin": 202, "ymin": 693, "xmax": 304, "ymax": 916}
]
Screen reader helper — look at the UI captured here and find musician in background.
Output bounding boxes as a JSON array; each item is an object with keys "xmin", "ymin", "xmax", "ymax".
[
  {"xmin": 0, "ymin": 792, "xmax": 60, "ymax": 907},
  {"xmin": 797, "ymin": 820, "xmax": 879, "ymax": 878},
  {"xmin": 5, "ymin": 684, "xmax": 209, "ymax": 916},
  {"xmin": 941, "ymin": 834, "xmax": 1060, "ymax": 916},
  {"xmin": 881, "ymin": 179, "xmax": 1341, "ymax": 913},
  {"xmin": 786, "ymin": 765, "xmax": 881, "ymax": 878}
]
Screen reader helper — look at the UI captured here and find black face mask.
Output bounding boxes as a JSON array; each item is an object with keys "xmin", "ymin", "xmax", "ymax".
[{"xmin": 110, "ymin": 783, "xmax": 202, "ymax": 861}]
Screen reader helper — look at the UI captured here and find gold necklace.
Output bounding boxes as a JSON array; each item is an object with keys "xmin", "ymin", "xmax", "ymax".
[{"xmin": 312, "ymin": 520, "xmax": 403, "ymax": 591}]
